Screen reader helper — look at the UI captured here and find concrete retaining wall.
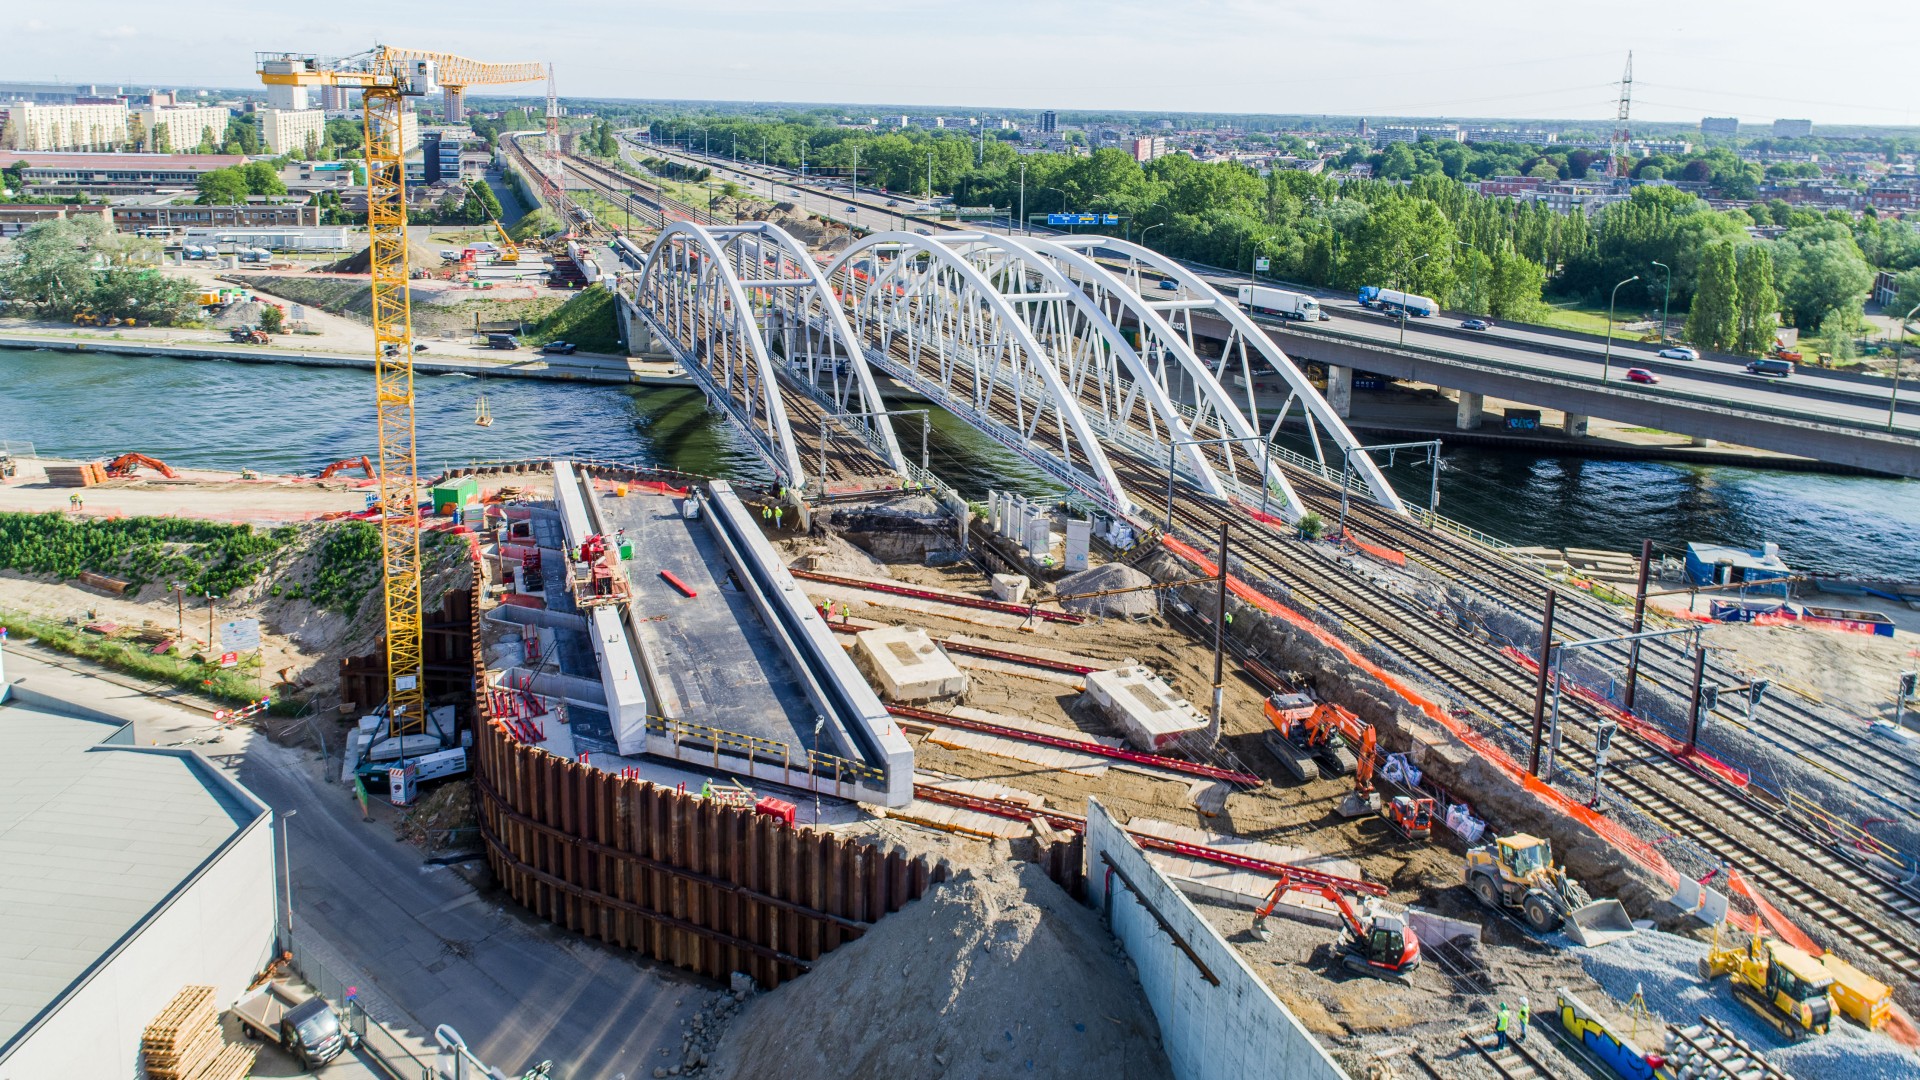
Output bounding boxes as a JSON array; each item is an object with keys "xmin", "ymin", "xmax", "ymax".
[
  {"xmin": 552, "ymin": 460, "xmax": 649, "ymax": 753},
  {"xmin": 1084, "ymin": 798, "xmax": 1347, "ymax": 1080}
]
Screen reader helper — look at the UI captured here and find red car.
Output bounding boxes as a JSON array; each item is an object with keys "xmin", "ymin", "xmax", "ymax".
[{"xmin": 1625, "ymin": 368, "xmax": 1659, "ymax": 384}]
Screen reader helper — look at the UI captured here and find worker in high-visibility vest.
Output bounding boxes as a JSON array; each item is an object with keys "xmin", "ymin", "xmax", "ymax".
[
  {"xmin": 1494, "ymin": 1003, "xmax": 1511, "ymax": 1050},
  {"xmin": 1517, "ymin": 997, "xmax": 1530, "ymax": 1042}
]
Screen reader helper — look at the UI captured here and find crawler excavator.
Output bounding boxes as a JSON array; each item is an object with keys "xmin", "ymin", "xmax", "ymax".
[
  {"xmin": 1252, "ymin": 873, "xmax": 1421, "ymax": 981},
  {"xmin": 104, "ymin": 453, "xmax": 178, "ymax": 479},
  {"xmin": 1699, "ymin": 929, "xmax": 1834, "ymax": 1041}
]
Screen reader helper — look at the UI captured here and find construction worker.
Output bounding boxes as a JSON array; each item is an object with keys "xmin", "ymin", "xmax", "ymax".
[
  {"xmin": 68, "ymin": 493, "xmax": 81, "ymax": 512},
  {"xmin": 838, "ymin": 602, "xmax": 850, "ymax": 625},
  {"xmin": 1517, "ymin": 997, "xmax": 1530, "ymax": 1042},
  {"xmin": 761, "ymin": 503, "xmax": 772, "ymax": 522},
  {"xmin": 1494, "ymin": 1003, "xmax": 1511, "ymax": 1050},
  {"xmin": 774, "ymin": 507, "xmax": 785, "ymax": 529}
]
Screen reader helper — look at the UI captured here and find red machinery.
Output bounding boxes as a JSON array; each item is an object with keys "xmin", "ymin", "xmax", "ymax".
[
  {"xmin": 571, "ymin": 534, "xmax": 629, "ymax": 607},
  {"xmin": 1253, "ymin": 872, "xmax": 1422, "ymax": 981},
  {"xmin": 104, "ymin": 453, "xmax": 178, "ymax": 479},
  {"xmin": 1383, "ymin": 795, "xmax": 1435, "ymax": 841},
  {"xmin": 315, "ymin": 456, "xmax": 375, "ymax": 480}
]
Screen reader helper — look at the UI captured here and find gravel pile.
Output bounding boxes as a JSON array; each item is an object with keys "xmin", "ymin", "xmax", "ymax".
[
  {"xmin": 700, "ymin": 859, "xmax": 1172, "ymax": 1080},
  {"xmin": 1055, "ymin": 563, "xmax": 1157, "ymax": 618},
  {"xmin": 1577, "ymin": 930, "xmax": 1917, "ymax": 1079}
]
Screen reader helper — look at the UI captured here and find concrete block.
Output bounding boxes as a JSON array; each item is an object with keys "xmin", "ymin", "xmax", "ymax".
[
  {"xmin": 990, "ymin": 573, "xmax": 1030, "ymax": 603},
  {"xmin": 853, "ymin": 626, "xmax": 968, "ymax": 702},
  {"xmin": 1456, "ymin": 390, "xmax": 1484, "ymax": 430},
  {"xmin": 1084, "ymin": 666, "xmax": 1207, "ymax": 751}
]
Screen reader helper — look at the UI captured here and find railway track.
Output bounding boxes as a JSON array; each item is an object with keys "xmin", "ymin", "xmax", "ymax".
[{"xmin": 1463, "ymin": 1031, "xmax": 1558, "ymax": 1080}]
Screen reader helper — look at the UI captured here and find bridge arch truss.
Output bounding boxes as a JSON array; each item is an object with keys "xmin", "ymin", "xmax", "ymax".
[{"xmin": 633, "ymin": 220, "xmax": 905, "ymax": 487}]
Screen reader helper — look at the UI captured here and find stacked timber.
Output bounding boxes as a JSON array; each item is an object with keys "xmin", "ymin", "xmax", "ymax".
[
  {"xmin": 1507, "ymin": 546, "xmax": 1641, "ymax": 586},
  {"xmin": 43, "ymin": 461, "xmax": 107, "ymax": 487},
  {"xmin": 142, "ymin": 985, "xmax": 255, "ymax": 1080}
]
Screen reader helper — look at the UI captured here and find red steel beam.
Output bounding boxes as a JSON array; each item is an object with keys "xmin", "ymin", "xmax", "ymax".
[
  {"xmin": 789, "ymin": 568, "xmax": 1084, "ymax": 623},
  {"xmin": 660, "ymin": 570, "xmax": 698, "ymax": 597},
  {"xmin": 888, "ymin": 704, "xmax": 1262, "ymax": 785},
  {"xmin": 910, "ymin": 784, "xmax": 1384, "ymax": 896}
]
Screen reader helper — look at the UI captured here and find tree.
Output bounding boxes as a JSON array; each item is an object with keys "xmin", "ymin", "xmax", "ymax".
[
  {"xmin": 195, "ymin": 168, "xmax": 251, "ymax": 205},
  {"xmin": 0, "ymin": 218, "xmax": 100, "ymax": 318},
  {"xmin": 151, "ymin": 122, "xmax": 171, "ymax": 155},
  {"xmin": 1733, "ymin": 245, "xmax": 1779, "ymax": 356},
  {"xmin": 240, "ymin": 161, "xmax": 286, "ymax": 196},
  {"xmin": 1688, "ymin": 242, "xmax": 1739, "ymax": 351},
  {"xmin": 196, "ymin": 126, "xmax": 218, "ymax": 154},
  {"xmin": 1891, "ymin": 268, "xmax": 1920, "ymax": 318},
  {"xmin": 2, "ymin": 160, "xmax": 26, "ymax": 196},
  {"xmin": 1771, "ymin": 223, "xmax": 1873, "ymax": 330},
  {"xmin": 1526, "ymin": 160, "xmax": 1559, "ymax": 180},
  {"xmin": 258, "ymin": 304, "xmax": 285, "ymax": 334}
]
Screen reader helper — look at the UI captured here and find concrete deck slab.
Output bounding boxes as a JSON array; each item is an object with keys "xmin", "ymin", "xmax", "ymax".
[{"xmin": 596, "ymin": 491, "xmax": 825, "ymax": 757}]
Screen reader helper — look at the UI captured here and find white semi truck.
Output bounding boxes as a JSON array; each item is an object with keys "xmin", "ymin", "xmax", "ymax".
[{"xmin": 1235, "ymin": 285, "xmax": 1325, "ymax": 321}]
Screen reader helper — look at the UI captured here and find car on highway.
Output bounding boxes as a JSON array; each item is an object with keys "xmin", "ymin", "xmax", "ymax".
[
  {"xmin": 1657, "ymin": 345, "xmax": 1700, "ymax": 361},
  {"xmin": 887, "ymin": 200, "xmax": 900, "ymax": 207},
  {"xmin": 1459, "ymin": 318, "xmax": 1493, "ymax": 331},
  {"xmin": 1625, "ymin": 368, "xmax": 1659, "ymax": 384},
  {"xmin": 845, "ymin": 205, "xmax": 859, "ymax": 213},
  {"xmin": 1158, "ymin": 279, "xmax": 1180, "ymax": 291},
  {"xmin": 541, "ymin": 341, "xmax": 578, "ymax": 354}
]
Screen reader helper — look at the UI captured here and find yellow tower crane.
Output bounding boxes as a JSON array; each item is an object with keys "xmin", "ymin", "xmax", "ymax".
[{"xmin": 257, "ymin": 47, "xmax": 543, "ymax": 739}]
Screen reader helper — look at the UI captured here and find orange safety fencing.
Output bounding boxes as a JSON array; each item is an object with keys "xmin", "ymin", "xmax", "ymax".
[
  {"xmin": 1343, "ymin": 533, "xmax": 1408, "ymax": 567},
  {"xmin": 1161, "ymin": 534, "xmax": 1680, "ymax": 887},
  {"xmin": 1725, "ymin": 868, "xmax": 1818, "ymax": 954}
]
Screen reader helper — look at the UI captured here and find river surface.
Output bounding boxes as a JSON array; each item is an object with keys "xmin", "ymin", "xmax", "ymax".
[{"xmin": 4, "ymin": 347, "xmax": 1915, "ymax": 578}]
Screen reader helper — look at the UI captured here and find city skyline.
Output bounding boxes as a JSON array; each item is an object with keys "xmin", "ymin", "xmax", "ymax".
[{"xmin": 9, "ymin": 0, "xmax": 1915, "ymax": 127}]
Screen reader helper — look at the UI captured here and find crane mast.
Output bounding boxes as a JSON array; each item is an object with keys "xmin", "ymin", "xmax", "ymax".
[{"xmin": 257, "ymin": 47, "xmax": 543, "ymax": 739}]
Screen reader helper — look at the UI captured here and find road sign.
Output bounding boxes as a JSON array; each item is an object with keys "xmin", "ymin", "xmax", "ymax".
[
  {"xmin": 219, "ymin": 618, "xmax": 261, "ymax": 652},
  {"xmin": 1046, "ymin": 212, "xmax": 1122, "ymax": 226},
  {"xmin": 1255, "ymin": 257, "xmax": 1270, "ymax": 272}
]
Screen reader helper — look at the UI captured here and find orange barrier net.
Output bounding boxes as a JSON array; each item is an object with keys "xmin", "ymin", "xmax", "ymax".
[
  {"xmin": 1160, "ymin": 535, "xmax": 1678, "ymax": 887},
  {"xmin": 1343, "ymin": 534, "xmax": 1408, "ymax": 567}
]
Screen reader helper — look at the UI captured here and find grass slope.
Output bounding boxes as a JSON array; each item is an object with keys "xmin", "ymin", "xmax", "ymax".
[{"xmin": 526, "ymin": 286, "xmax": 622, "ymax": 354}]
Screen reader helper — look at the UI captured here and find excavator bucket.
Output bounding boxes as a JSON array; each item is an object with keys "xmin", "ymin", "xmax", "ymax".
[{"xmin": 1563, "ymin": 898, "xmax": 1637, "ymax": 947}]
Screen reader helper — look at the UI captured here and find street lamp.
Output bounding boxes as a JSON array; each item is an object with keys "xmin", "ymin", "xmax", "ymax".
[
  {"xmin": 1017, "ymin": 162, "xmax": 1027, "ymax": 235},
  {"xmin": 1650, "ymin": 261, "xmax": 1672, "ymax": 345},
  {"xmin": 1399, "ymin": 252, "xmax": 1432, "ymax": 347},
  {"xmin": 1249, "ymin": 233, "xmax": 1278, "ymax": 299},
  {"xmin": 279, "ymin": 809, "xmax": 298, "ymax": 943},
  {"xmin": 1603, "ymin": 275, "xmax": 1641, "ymax": 382},
  {"xmin": 1891, "ymin": 303, "xmax": 1919, "ymax": 432},
  {"xmin": 1140, "ymin": 222, "xmax": 1166, "ymax": 250}
]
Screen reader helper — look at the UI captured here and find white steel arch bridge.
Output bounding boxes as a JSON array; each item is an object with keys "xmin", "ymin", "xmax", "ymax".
[{"xmin": 630, "ymin": 221, "xmax": 1403, "ymax": 522}]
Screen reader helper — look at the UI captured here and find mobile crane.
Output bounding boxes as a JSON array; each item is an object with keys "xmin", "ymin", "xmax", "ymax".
[{"xmin": 257, "ymin": 47, "xmax": 542, "ymax": 739}]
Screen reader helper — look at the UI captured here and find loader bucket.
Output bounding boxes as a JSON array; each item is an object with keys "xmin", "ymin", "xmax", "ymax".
[{"xmin": 1563, "ymin": 898, "xmax": 1637, "ymax": 947}]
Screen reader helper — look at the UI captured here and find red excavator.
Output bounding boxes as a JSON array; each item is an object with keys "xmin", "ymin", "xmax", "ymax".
[
  {"xmin": 104, "ymin": 453, "xmax": 178, "ymax": 479},
  {"xmin": 315, "ymin": 456, "xmax": 374, "ymax": 480},
  {"xmin": 1253, "ymin": 872, "xmax": 1422, "ymax": 981}
]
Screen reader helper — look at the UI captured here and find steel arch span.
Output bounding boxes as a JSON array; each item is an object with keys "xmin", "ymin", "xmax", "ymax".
[
  {"xmin": 826, "ymin": 231, "xmax": 1402, "ymax": 519},
  {"xmin": 633, "ymin": 221, "xmax": 905, "ymax": 487}
]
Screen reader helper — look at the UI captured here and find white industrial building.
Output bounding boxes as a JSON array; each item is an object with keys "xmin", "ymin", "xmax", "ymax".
[{"xmin": 0, "ymin": 685, "xmax": 277, "ymax": 1079}]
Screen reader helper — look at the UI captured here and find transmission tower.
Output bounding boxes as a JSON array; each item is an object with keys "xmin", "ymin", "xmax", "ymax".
[
  {"xmin": 541, "ymin": 62, "xmax": 564, "ymax": 206},
  {"xmin": 1611, "ymin": 52, "xmax": 1634, "ymax": 179}
]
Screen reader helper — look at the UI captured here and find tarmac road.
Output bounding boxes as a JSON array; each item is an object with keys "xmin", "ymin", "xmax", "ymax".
[{"xmin": 5, "ymin": 644, "xmax": 707, "ymax": 1080}]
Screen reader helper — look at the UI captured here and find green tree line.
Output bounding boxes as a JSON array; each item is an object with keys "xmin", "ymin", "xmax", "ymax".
[{"xmin": 0, "ymin": 217, "xmax": 199, "ymax": 325}]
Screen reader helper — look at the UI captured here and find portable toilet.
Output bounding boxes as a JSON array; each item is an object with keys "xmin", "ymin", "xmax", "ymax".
[{"xmin": 430, "ymin": 476, "xmax": 480, "ymax": 516}]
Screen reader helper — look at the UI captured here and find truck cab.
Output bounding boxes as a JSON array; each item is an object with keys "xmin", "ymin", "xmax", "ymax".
[{"xmin": 235, "ymin": 983, "xmax": 349, "ymax": 1069}]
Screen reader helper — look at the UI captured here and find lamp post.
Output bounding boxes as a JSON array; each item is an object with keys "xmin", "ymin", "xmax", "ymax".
[
  {"xmin": 1140, "ymin": 222, "xmax": 1166, "ymax": 250},
  {"xmin": 925, "ymin": 151, "xmax": 934, "ymax": 199},
  {"xmin": 1892, "ymin": 303, "xmax": 1919, "ymax": 432},
  {"xmin": 279, "ymin": 809, "xmax": 297, "ymax": 944},
  {"xmin": 1650, "ymin": 261, "xmax": 1672, "ymax": 345},
  {"xmin": 1398, "ymin": 252, "xmax": 1431, "ymax": 347},
  {"xmin": 1603, "ymin": 275, "xmax": 1641, "ymax": 382},
  {"xmin": 1017, "ymin": 162, "xmax": 1026, "ymax": 235},
  {"xmin": 1249, "ymin": 233, "xmax": 1278, "ymax": 304}
]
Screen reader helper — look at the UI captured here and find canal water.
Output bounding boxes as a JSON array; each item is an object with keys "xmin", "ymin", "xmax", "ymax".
[{"xmin": 4, "ymin": 346, "xmax": 1915, "ymax": 579}]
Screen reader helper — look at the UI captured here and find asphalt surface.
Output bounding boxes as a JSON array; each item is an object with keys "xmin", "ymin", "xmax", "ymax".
[
  {"xmin": 631, "ymin": 138, "xmax": 1917, "ymax": 436},
  {"xmin": 6, "ymin": 645, "xmax": 706, "ymax": 1080}
]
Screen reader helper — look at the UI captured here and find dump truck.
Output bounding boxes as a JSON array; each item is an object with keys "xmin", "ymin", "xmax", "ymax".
[
  {"xmin": 1699, "ymin": 932, "xmax": 1833, "ymax": 1041},
  {"xmin": 233, "ymin": 980, "xmax": 351, "ymax": 1069},
  {"xmin": 1463, "ymin": 833, "xmax": 1636, "ymax": 945}
]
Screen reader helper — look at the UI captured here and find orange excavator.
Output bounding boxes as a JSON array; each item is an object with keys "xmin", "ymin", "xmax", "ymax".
[
  {"xmin": 1265, "ymin": 687, "xmax": 1433, "ymax": 836},
  {"xmin": 104, "ymin": 453, "xmax": 178, "ymax": 479},
  {"xmin": 1253, "ymin": 872, "xmax": 1422, "ymax": 981},
  {"xmin": 315, "ymin": 456, "xmax": 375, "ymax": 480}
]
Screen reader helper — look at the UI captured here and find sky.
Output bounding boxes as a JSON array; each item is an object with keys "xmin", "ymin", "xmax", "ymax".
[{"xmin": 13, "ymin": 1, "xmax": 1918, "ymax": 127}]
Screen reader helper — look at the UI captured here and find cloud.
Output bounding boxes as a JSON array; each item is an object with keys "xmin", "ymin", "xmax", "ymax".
[{"xmin": 95, "ymin": 25, "xmax": 138, "ymax": 40}]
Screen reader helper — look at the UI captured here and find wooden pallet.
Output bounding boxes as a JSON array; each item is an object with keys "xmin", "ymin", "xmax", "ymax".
[
  {"xmin": 190, "ymin": 1043, "xmax": 256, "ymax": 1080},
  {"xmin": 142, "ymin": 985, "xmax": 227, "ymax": 1080}
]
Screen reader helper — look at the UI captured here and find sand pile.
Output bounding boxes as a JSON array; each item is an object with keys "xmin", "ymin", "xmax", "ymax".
[
  {"xmin": 785, "ymin": 532, "xmax": 892, "ymax": 579},
  {"xmin": 701, "ymin": 859, "xmax": 1171, "ymax": 1080},
  {"xmin": 1055, "ymin": 563, "xmax": 1157, "ymax": 618}
]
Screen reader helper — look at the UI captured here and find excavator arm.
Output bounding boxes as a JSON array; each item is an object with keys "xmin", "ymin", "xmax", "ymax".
[{"xmin": 105, "ymin": 453, "xmax": 177, "ymax": 479}]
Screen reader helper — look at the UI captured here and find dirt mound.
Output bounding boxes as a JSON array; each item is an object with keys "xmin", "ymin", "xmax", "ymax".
[
  {"xmin": 701, "ymin": 859, "xmax": 1171, "ymax": 1080},
  {"xmin": 317, "ymin": 247, "xmax": 371, "ymax": 274},
  {"xmin": 783, "ymin": 532, "xmax": 892, "ymax": 579},
  {"xmin": 1055, "ymin": 563, "xmax": 1156, "ymax": 618}
]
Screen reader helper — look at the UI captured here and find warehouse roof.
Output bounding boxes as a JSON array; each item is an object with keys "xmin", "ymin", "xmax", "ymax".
[
  {"xmin": 0, "ymin": 697, "xmax": 265, "ymax": 1057},
  {"xmin": 8, "ymin": 151, "xmax": 250, "ymax": 171}
]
